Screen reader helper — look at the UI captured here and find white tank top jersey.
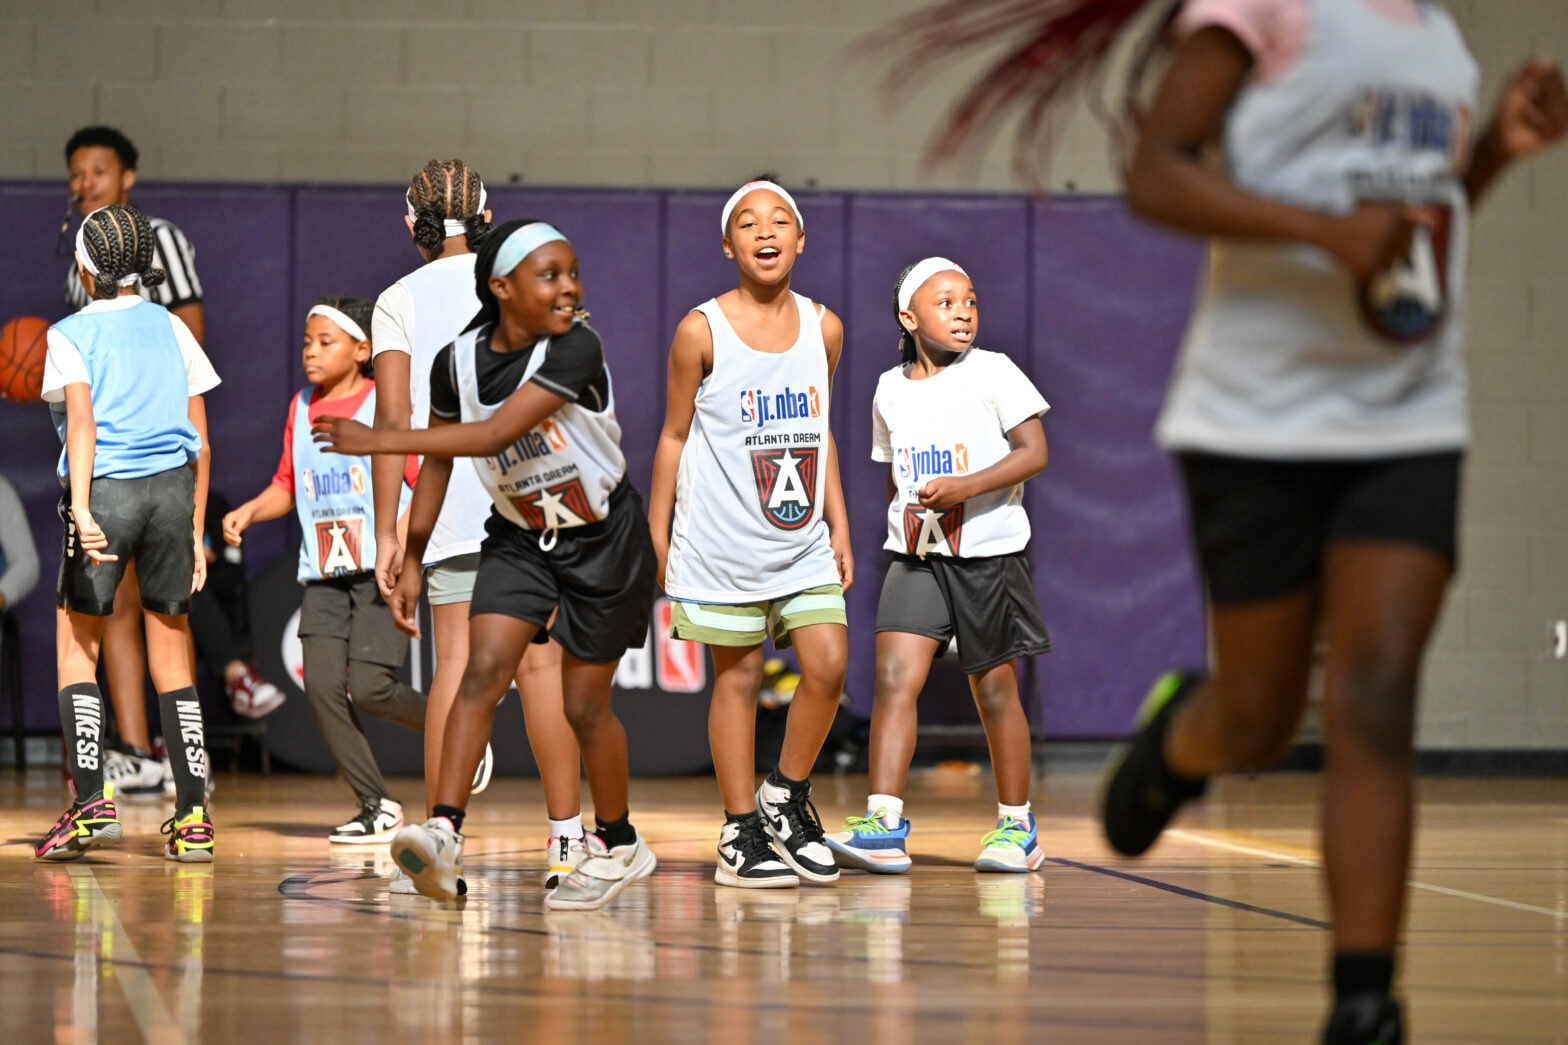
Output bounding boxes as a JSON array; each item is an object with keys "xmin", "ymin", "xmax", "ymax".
[
  {"xmin": 871, "ymin": 349, "xmax": 1049, "ymax": 559},
  {"xmin": 452, "ymin": 324, "xmax": 627, "ymax": 551},
  {"xmin": 1156, "ymin": 0, "xmax": 1479, "ymax": 459},
  {"xmin": 665, "ymin": 292, "xmax": 840, "ymax": 603},
  {"xmin": 370, "ymin": 253, "xmax": 494, "ymax": 565}
]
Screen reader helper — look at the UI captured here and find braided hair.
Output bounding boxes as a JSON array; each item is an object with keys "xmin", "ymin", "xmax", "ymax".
[
  {"xmin": 79, "ymin": 204, "xmax": 165, "ymax": 301},
  {"xmin": 407, "ymin": 158, "xmax": 491, "ymax": 253},
  {"xmin": 892, "ymin": 262, "xmax": 921, "ymax": 366},
  {"xmin": 312, "ymin": 295, "xmax": 376, "ymax": 376}
]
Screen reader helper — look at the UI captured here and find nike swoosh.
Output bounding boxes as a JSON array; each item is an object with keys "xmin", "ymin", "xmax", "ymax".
[{"xmin": 718, "ymin": 851, "xmax": 739, "ymax": 869}]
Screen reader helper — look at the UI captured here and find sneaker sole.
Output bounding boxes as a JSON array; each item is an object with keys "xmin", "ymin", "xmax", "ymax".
[
  {"xmin": 392, "ymin": 830, "xmax": 459, "ymax": 900},
  {"xmin": 545, "ymin": 846, "xmax": 657, "ymax": 911},
  {"xmin": 974, "ymin": 848, "xmax": 1045, "ymax": 873},
  {"xmin": 765, "ymin": 838, "xmax": 839, "ymax": 884},
  {"xmin": 825, "ymin": 837, "xmax": 911, "ymax": 874},
  {"xmin": 166, "ymin": 846, "xmax": 215, "ymax": 864},
  {"xmin": 37, "ymin": 821, "xmax": 124, "ymax": 861},
  {"xmin": 714, "ymin": 863, "xmax": 799, "ymax": 889}
]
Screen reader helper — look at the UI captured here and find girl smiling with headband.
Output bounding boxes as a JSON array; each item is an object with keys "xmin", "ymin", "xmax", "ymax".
[
  {"xmin": 223, "ymin": 297, "xmax": 426, "ymax": 846},
  {"xmin": 315, "ymin": 219, "xmax": 658, "ymax": 910},
  {"xmin": 648, "ymin": 177, "xmax": 854, "ymax": 889}
]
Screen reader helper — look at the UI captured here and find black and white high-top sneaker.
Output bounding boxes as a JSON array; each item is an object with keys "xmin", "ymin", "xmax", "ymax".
[
  {"xmin": 756, "ymin": 777, "xmax": 840, "ymax": 883},
  {"xmin": 329, "ymin": 797, "xmax": 403, "ymax": 844},
  {"xmin": 716, "ymin": 814, "xmax": 798, "ymax": 888}
]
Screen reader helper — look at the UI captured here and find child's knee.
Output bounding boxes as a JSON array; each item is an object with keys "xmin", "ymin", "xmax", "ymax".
[
  {"xmin": 457, "ymin": 647, "xmax": 516, "ymax": 702},
  {"xmin": 1330, "ymin": 663, "xmax": 1418, "ymax": 759},
  {"xmin": 970, "ymin": 670, "xmax": 1018, "ymax": 719},
  {"xmin": 562, "ymin": 690, "xmax": 611, "ymax": 734},
  {"xmin": 346, "ymin": 661, "xmax": 396, "ymax": 710},
  {"xmin": 798, "ymin": 645, "xmax": 847, "ymax": 694}
]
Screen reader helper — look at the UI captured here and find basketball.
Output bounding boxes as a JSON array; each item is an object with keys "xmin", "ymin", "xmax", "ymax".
[{"xmin": 0, "ymin": 315, "xmax": 50, "ymax": 403}]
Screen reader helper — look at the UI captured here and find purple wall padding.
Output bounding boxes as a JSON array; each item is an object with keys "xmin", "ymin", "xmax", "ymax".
[{"xmin": 0, "ymin": 180, "xmax": 1205, "ymax": 741}]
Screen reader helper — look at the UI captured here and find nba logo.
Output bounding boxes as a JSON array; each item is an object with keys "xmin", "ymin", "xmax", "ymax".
[
  {"xmin": 896, "ymin": 447, "xmax": 912, "ymax": 480},
  {"xmin": 301, "ymin": 469, "xmax": 316, "ymax": 500},
  {"xmin": 739, "ymin": 389, "xmax": 757, "ymax": 424},
  {"xmin": 654, "ymin": 599, "xmax": 706, "ymax": 692},
  {"xmin": 807, "ymin": 386, "xmax": 820, "ymax": 416}
]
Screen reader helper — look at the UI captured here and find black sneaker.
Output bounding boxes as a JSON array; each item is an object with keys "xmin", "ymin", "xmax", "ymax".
[
  {"xmin": 716, "ymin": 814, "xmax": 797, "ymax": 888},
  {"xmin": 329, "ymin": 797, "xmax": 403, "ymax": 845},
  {"xmin": 1322, "ymin": 993, "xmax": 1403, "ymax": 1045},
  {"xmin": 756, "ymin": 777, "xmax": 839, "ymax": 883},
  {"xmin": 1101, "ymin": 670, "xmax": 1208, "ymax": 856}
]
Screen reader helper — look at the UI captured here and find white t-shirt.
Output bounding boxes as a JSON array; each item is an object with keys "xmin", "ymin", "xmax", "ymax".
[
  {"xmin": 871, "ymin": 348, "xmax": 1048, "ymax": 559},
  {"xmin": 371, "ymin": 253, "xmax": 493, "ymax": 566},
  {"xmin": 43, "ymin": 296, "xmax": 219, "ymax": 402}
]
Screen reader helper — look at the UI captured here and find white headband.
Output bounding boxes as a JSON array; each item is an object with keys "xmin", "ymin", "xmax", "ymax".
[
  {"xmin": 307, "ymin": 304, "xmax": 368, "ymax": 343},
  {"xmin": 721, "ymin": 180, "xmax": 803, "ymax": 235},
  {"xmin": 491, "ymin": 222, "xmax": 568, "ymax": 279},
  {"xmin": 406, "ymin": 183, "xmax": 489, "ymax": 238},
  {"xmin": 74, "ymin": 207, "xmax": 141, "ymax": 287},
  {"xmin": 897, "ymin": 257, "xmax": 969, "ymax": 312}
]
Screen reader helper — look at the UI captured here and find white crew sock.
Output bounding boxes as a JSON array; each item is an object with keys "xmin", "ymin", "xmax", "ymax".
[
  {"xmin": 998, "ymin": 801, "xmax": 1031, "ymax": 825},
  {"xmin": 868, "ymin": 793, "xmax": 904, "ymax": 826},
  {"xmin": 549, "ymin": 815, "xmax": 584, "ymax": 840}
]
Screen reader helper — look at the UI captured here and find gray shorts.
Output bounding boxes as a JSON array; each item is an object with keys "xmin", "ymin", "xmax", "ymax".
[
  {"xmin": 875, "ymin": 552, "xmax": 1051, "ymax": 675},
  {"xmin": 424, "ymin": 552, "xmax": 480, "ymax": 606},
  {"xmin": 56, "ymin": 467, "xmax": 196, "ymax": 616},
  {"xmin": 298, "ymin": 572, "xmax": 410, "ymax": 669}
]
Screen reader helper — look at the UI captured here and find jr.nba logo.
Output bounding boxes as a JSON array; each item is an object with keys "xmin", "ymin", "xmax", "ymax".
[
  {"xmin": 315, "ymin": 516, "xmax": 365, "ymax": 576},
  {"xmin": 903, "ymin": 503, "xmax": 963, "ymax": 558},
  {"xmin": 750, "ymin": 447, "xmax": 818, "ymax": 531}
]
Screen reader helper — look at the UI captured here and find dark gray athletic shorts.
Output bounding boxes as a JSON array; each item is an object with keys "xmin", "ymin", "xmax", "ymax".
[
  {"xmin": 57, "ymin": 467, "xmax": 196, "ymax": 616},
  {"xmin": 875, "ymin": 552, "xmax": 1052, "ymax": 675}
]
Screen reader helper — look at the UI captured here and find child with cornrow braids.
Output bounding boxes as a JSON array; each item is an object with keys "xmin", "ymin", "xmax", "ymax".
[
  {"xmin": 36, "ymin": 203, "xmax": 220, "ymax": 863},
  {"xmin": 371, "ymin": 160, "xmax": 587, "ymax": 897}
]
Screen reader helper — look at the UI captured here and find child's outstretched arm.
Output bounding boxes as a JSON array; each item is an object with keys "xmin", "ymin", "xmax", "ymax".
[
  {"xmin": 647, "ymin": 311, "xmax": 710, "ymax": 589},
  {"xmin": 819, "ymin": 306, "xmax": 854, "ymax": 592},
  {"xmin": 62, "ymin": 383, "xmax": 114, "ymax": 564},
  {"xmin": 917, "ymin": 418, "xmax": 1046, "ymax": 509},
  {"xmin": 188, "ymin": 394, "xmax": 212, "ymax": 593},
  {"xmin": 311, "ymin": 382, "xmax": 568, "ymax": 461},
  {"xmin": 388, "ymin": 422, "xmax": 456, "ymax": 639},
  {"xmin": 1464, "ymin": 57, "xmax": 1567, "ymax": 206}
]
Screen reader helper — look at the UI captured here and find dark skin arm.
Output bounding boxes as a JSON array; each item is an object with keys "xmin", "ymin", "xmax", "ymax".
[
  {"xmin": 647, "ymin": 310, "xmax": 711, "ymax": 590},
  {"xmin": 385, "ymin": 420, "xmax": 456, "ymax": 638},
  {"xmin": 370, "ymin": 349, "xmax": 412, "ymax": 597},
  {"xmin": 312, "ymin": 381, "xmax": 569, "ymax": 460},
  {"xmin": 171, "ymin": 303, "xmax": 205, "ymax": 348},
  {"xmin": 1464, "ymin": 57, "xmax": 1568, "ymax": 206},
  {"xmin": 819, "ymin": 308, "xmax": 854, "ymax": 592},
  {"xmin": 916, "ymin": 417, "xmax": 1047, "ymax": 509}
]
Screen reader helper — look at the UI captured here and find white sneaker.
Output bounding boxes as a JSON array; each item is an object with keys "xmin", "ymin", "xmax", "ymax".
[
  {"xmin": 471, "ymin": 743, "xmax": 494, "ymax": 796},
  {"xmin": 391, "ymin": 818, "xmax": 464, "ymax": 900},
  {"xmin": 756, "ymin": 778, "xmax": 839, "ymax": 883},
  {"xmin": 103, "ymin": 747, "xmax": 165, "ymax": 799},
  {"xmin": 545, "ymin": 834, "xmax": 588, "ymax": 892},
  {"xmin": 545, "ymin": 833, "xmax": 656, "ymax": 911},
  {"xmin": 388, "ymin": 867, "xmax": 418, "ymax": 895},
  {"xmin": 715, "ymin": 816, "xmax": 797, "ymax": 889},
  {"xmin": 330, "ymin": 797, "xmax": 403, "ymax": 844}
]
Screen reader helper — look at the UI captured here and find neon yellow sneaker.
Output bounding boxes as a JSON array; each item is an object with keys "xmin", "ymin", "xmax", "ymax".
[{"xmin": 162, "ymin": 806, "xmax": 215, "ymax": 863}]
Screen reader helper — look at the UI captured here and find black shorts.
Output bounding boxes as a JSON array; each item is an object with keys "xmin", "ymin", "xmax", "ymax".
[
  {"xmin": 297, "ymin": 572, "xmax": 409, "ymax": 669},
  {"xmin": 875, "ymin": 552, "xmax": 1051, "ymax": 675},
  {"xmin": 1177, "ymin": 450, "xmax": 1462, "ymax": 605},
  {"xmin": 57, "ymin": 467, "xmax": 196, "ymax": 616},
  {"xmin": 470, "ymin": 480, "xmax": 656, "ymax": 664}
]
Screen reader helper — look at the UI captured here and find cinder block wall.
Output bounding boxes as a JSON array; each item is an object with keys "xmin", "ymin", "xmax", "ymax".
[{"xmin": 2, "ymin": 0, "xmax": 1564, "ymax": 747}]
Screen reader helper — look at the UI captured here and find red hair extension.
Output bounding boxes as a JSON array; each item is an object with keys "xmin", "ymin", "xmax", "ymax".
[{"xmin": 862, "ymin": 0, "xmax": 1179, "ymax": 186}]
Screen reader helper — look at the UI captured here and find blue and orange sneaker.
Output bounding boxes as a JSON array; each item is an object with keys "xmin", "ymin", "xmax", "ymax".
[
  {"xmin": 35, "ymin": 783, "xmax": 124, "ymax": 861},
  {"xmin": 162, "ymin": 806, "xmax": 215, "ymax": 863},
  {"xmin": 826, "ymin": 809, "xmax": 913, "ymax": 874},
  {"xmin": 973, "ymin": 813, "xmax": 1045, "ymax": 873}
]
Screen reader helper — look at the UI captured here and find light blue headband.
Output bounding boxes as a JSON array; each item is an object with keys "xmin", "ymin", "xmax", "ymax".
[{"xmin": 491, "ymin": 223, "xmax": 568, "ymax": 279}]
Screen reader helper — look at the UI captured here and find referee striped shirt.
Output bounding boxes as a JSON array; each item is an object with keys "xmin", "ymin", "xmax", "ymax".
[{"xmin": 64, "ymin": 215, "xmax": 203, "ymax": 313}]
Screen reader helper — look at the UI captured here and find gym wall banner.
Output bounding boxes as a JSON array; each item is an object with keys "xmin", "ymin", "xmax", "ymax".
[{"xmin": 251, "ymin": 545, "xmax": 715, "ymax": 777}]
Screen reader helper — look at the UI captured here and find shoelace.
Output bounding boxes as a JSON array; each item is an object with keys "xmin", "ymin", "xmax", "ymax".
[
  {"xmin": 843, "ymin": 809, "xmax": 895, "ymax": 835},
  {"xmin": 735, "ymin": 818, "xmax": 783, "ymax": 864},
  {"xmin": 980, "ymin": 820, "xmax": 1030, "ymax": 850},
  {"xmin": 776, "ymin": 791, "xmax": 828, "ymax": 845}
]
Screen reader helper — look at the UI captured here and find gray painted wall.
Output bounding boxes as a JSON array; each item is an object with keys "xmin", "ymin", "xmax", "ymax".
[{"xmin": 1, "ymin": 0, "xmax": 1564, "ymax": 747}]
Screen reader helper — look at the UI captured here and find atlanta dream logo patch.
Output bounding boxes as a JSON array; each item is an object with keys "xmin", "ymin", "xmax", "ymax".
[
  {"xmin": 750, "ymin": 447, "xmax": 818, "ymax": 530},
  {"xmin": 903, "ymin": 503, "xmax": 963, "ymax": 558},
  {"xmin": 315, "ymin": 516, "xmax": 365, "ymax": 576},
  {"xmin": 508, "ymin": 477, "xmax": 596, "ymax": 530}
]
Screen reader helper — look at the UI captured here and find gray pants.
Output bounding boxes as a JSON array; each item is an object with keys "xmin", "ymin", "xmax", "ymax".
[{"xmin": 298, "ymin": 575, "xmax": 425, "ymax": 804}]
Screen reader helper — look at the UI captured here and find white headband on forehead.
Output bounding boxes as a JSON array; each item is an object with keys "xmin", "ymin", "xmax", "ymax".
[
  {"xmin": 491, "ymin": 222, "xmax": 568, "ymax": 279},
  {"xmin": 897, "ymin": 257, "xmax": 969, "ymax": 312},
  {"xmin": 307, "ymin": 304, "xmax": 369, "ymax": 343},
  {"xmin": 74, "ymin": 206, "xmax": 140, "ymax": 287},
  {"xmin": 406, "ymin": 183, "xmax": 489, "ymax": 238},
  {"xmin": 720, "ymin": 180, "xmax": 803, "ymax": 235}
]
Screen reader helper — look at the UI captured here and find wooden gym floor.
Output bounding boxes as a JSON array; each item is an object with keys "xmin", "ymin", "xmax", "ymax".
[{"xmin": 2, "ymin": 765, "xmax": 1565, "ymax": 1043}]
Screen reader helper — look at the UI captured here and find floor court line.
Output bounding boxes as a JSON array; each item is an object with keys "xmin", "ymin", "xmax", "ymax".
[
  {"xmin": 67, "ymin": 865, "xmax": 186, "ymax": 1044},
  {"xmin": 1167, "ymin": 827, "xmax": 1568, "ymax": 922}
]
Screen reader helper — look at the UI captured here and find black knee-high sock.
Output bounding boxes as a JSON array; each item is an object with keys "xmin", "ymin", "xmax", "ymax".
[
  {"xmin": 157, "ymin": 688, "xmax": 208, "ymax": 812},
  {"xmin": 59, "ymin": 683, "xmax": 106, "ymax": 800}
]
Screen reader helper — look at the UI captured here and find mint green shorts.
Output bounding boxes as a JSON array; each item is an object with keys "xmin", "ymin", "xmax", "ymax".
[
  {"xmin": 669, "ymin": 584, "xmax": 846, "ymax": 649},
  {"xmin": 424, "ymin": 552, "xmax": 480, "ymax": 606}
]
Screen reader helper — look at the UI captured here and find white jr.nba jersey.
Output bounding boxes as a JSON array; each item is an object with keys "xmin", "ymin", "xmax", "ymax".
[
  {"xmin": 453, "ymin": 324, "xmax": 626, "ymax": 551},
  {"xmin": 665, "ymin": 292, "xmax": 840, "ymax": 602}
]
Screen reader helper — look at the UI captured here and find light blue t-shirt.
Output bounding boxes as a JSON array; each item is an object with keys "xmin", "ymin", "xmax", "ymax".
[{"xmin": 48, "ymin": 299, "xmax": 205, "ymax": 482}]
